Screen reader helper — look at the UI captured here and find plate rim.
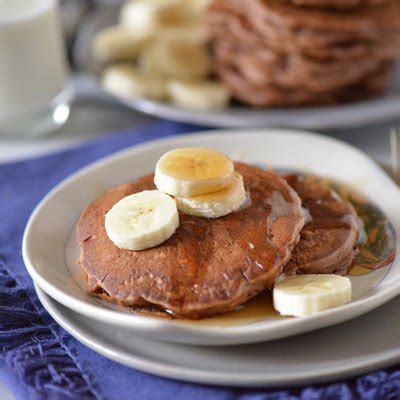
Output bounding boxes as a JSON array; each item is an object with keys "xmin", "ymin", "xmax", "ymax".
[
  {"xmin": 35, "ymin": 284, "xmax": 400, "ymax": 387},
  {"xmin": 23, "ymin": 128, "xmax": 400, "ymax": 344},
  {"xmin": 108, "ymin": 84, "xmax": 400, "ymax": 130}
]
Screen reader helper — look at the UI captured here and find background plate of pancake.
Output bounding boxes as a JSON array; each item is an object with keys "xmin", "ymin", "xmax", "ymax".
[
  {"xmin": 75, "ymin": 0, "xmax": 400, "ymax": 129},
  {"xmin": 23, "ymin": 129, "xmax": 400, "ymax": 346}
]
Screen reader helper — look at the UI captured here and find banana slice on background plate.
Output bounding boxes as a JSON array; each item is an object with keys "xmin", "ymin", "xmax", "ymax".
[
  {"xmin": 175, "ymin": 172, "xmax": 247, "ymax": 218},
  {"xmin": 105, "ymin": 190, "xmax": 179, "ymax": 251},
  {"xmin": 188, "ymin": 0, "xmax": 213, "ymax": 12},
  {"xmin": 102, "ymin": 64, "xmax": 167, "ymax": 101},
  {"xmin": 167, "ymin": 80, "xmax": 231, "ymax": 110},
  {"xmin": 120, "ymin": 0, "xmax": 200, "ymax": 39},
  {"xmin": 161, "ymin": 24, "xmax": 209, "ymax": 44},
  {"xmin": 139, "ymin": 39, "xmax": 211, "ymax": 80},
  {"xmin": 154, "ymin": 147, "xmax": 235, "ymax": 197},
  {"xmin": 273, "ymin": 275, "xmax": 352, "ymax": 317},
  {"xmin": 119, "ymin": 0, "xmax": 174, "ymax": 38},
  {"xmin": 91, "ymin": 26, "xmax": 147, "ymax": 64}
]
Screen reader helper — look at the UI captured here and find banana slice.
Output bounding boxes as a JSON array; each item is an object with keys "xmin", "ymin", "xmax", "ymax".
[
  {"xmin": 105, "ymin": 190, "xmax": 179, "ymax": 251},
  {"xmin": 139, "ymin": 39, "xmax": 211, "ymax": 80},
  {"xmin": 273, "ymin": 275, "xmax": 352, "ymax": 317},
  {"xmin": 162, "ymin": 24, "xmax": 209, "ymax": 44},
  {"xmin": 188, "ymin": 0, "xmax": 213, "ymax": 12},
  {"xmin": 119, "ymin": 1, "xmax": 169, "ymax": 38},
  {"xmin": 175, "ymin": 172, "xmax": 246, "ymax": 218},
  {"xmin": 120, "ymin": 0, "xmax": 199, "ymax": 39},
  {"xmin": 167, "ymin": 80, "xmax": 230, "ymax": 110},
  {"xmin": 154, "ymin": 147, "xmax": 234, "ymax": 197},
  {"xmin": 91, "ymin": 26, "xmax": 146, "ymax": 64},
  {"xmin": 102, "ymin": 64, "xmax": 167, "ymax": 101}
]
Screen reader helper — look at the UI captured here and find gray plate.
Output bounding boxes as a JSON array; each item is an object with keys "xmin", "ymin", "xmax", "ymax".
[
  {"xmin": 36, "ymin": 284, "xmax": 400, "ymax": 387},
  {"xmin": 74, "ymin": 6, "xmax": 400, "ymax": 130}
]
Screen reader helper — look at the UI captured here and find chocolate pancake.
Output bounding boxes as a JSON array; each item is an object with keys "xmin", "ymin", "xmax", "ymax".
[
  {"xmin": 285, "ymin": 175, "xmax": 358, "ymax": 276},
  {"xmin": 214, "ymin": 38, "xmax": 392, "ymax": 92},
  {"xmin": 207, "ymin": 3, "xmax": 400, "ymax": 59},
  {"xmin": 209, "ymin": 11, "xmax": 400, "ymax": 63},
  {"xmin": 281, "ymin": 0, "xmax": 388, "ymax": 8},
  {"xmin": 206, "ymin": 0, "xmax": 400, "ymax": 106},
  {"xmin": 212, "ymin": 0, "xmax": 400, "ymax": 39},
  {"xmin": 215, "ymin": 61, "xmax": 389, "ymax": 106},
  {"xmin": 77, "ymin": 163, "xmax": 305, "ymax": 319}
]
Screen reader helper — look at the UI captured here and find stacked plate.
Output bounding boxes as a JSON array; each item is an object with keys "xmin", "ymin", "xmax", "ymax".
[{"xmin": 23, "ymin": 129, "xmax": 400, "ymax": 387}]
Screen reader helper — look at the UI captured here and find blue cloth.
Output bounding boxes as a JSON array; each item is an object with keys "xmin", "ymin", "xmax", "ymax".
[{"xmin": 1, "ymin": 120, "xmax": 400, "ymax": 400}]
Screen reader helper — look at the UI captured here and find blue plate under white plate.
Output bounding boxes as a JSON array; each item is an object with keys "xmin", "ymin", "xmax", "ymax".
[
  {"xmin": 22, "ymin": 128, "xmax": 400, "ymax": 346},
  {"xmin": 74, "ymin": 6, "xmax": 400, "ymax": 130}
]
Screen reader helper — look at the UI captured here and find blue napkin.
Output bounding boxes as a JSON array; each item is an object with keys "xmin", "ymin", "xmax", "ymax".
[{"xmin": 1, "ymin": 120, "xmax": 399, "ymax": 400}]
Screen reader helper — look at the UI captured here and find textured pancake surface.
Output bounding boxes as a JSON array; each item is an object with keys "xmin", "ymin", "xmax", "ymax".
[
  {"xmin": 209, "ymin": 0, "xmax": 400, "ymax": 37},
  {"xmin": 206, "ymin": 0, "xmax": 400, "ymax": 106},
  {"xmin": 280, "ymin": 0, "xmax": 388, "ymax": 9},
  {"xmin": 285, "ymin": 175, "xmax": 358, "ymax": 276},
  {"xmin": 77, "ymin": 163, "xmax": 305, "ymax": 319}
]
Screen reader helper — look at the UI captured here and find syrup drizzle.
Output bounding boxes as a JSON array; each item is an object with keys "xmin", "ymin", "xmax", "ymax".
[
  {"xmin": 318, "ymin": 177, "xmax": 396, "ymax": 276},
  {"xmin": 130, "ymin": 175, "xmax": 396, "ymax": 325}
]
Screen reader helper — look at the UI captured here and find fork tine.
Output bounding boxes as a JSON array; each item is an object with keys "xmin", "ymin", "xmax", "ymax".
[{"xmin": 390, "ymin": 127, "xmax": 400, "ymax": 187}]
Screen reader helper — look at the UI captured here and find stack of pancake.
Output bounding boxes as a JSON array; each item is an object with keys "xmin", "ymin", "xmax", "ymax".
[
  {"xmin": 78, "ymin": 163, "xmax": 359, "ymax": 319},
  {"xmin": 206, "ymin": 0, "xmax": 400, "ymax": 106}
]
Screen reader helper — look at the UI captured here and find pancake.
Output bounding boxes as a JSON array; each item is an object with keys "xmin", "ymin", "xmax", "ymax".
[
  {"xmin": 215, "ymin": 61, "xmax": 389, "ymax": 106},
  {"xmin": 208, "ymin": 11, "xmax": 400, "ymax": 63},
  {"xmin": 206, "ymin": 0, "xmax": 400, "ymax": 106},
  {"xmin": 280, "ymin": 0, "xmax": 388, "ymax": 8},
  {"xmin": 77, "ymin": 163, "xmax": 305, "ymax": 319},
  {"xmin": 207, "ymin": 4, "xmax": 400, "ymax": 60},
  {"xmin": 210, "ymin": 0, "xmax": 400, "ymax": 38},
  {"xmin": 213, "ymin": 38, "xmax": 393, "ymax": 92},
  {"xmin": 285, "ymin": 175, "xmax": 359, "ymax": 276}
]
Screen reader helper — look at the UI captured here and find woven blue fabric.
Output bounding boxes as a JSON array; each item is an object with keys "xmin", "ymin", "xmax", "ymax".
[{"xmin": 1, "ymin": 120, "xmax": 400, "ymax": 400}]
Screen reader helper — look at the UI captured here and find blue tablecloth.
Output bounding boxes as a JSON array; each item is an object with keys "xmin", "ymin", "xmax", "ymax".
[{"xmin": 1, "ymin": 121, "xmax": 399, "ymax": 400}]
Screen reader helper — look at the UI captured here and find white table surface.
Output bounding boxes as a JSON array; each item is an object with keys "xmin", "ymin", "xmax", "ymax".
[{"xmin": 0, "ymin": 74, "xmax": 398, "ymax": 399}]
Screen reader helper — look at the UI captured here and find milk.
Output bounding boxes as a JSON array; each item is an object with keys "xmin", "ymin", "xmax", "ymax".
[{"xmin": 0, "ymin": 0, "xmax": 69, "ymax": 126}]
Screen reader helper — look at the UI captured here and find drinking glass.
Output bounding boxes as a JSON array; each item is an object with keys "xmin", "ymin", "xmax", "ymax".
[{"xmin": 0, "ymin": 0, "xmax": 74, "ymax": 137}]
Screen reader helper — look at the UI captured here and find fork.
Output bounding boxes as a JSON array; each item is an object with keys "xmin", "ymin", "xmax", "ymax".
[{"xmin": 390, "ymin": 127, "xmax": 400, "ymax": 187}]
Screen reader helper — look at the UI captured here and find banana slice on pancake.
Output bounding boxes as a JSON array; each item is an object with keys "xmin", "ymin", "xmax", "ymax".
[
  {"xmin": 273, "ymin": 275, "xmax": 352, "ymax": 317},
  {"xmin": 154, "ymin": 147, "xmax": 235, "ymax": 197},
  {"xmin": 175, "ymin": 172, "xmax": 246, "ymax": 218},
  {"xmin": 105, "ymin": 190, "xmax": 179, "ymax": 251}
]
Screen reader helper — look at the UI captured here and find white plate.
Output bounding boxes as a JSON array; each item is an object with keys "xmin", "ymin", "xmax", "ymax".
[
  {"xmin": 36, "ymin": 284, "xmax": 400, "ymax": 387},
  {"xmin": 74, "ymin": 7, "xmax": 400, "ymax": 130},
  {"xmin": 23, "ymin": 128, "xmax": 400, "ymax": 345}
]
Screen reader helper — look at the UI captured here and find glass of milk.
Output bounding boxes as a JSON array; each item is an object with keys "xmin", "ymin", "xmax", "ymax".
[{"xmin": 0, "ymin": 0, "xmax": 73, "ymax": 137}]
